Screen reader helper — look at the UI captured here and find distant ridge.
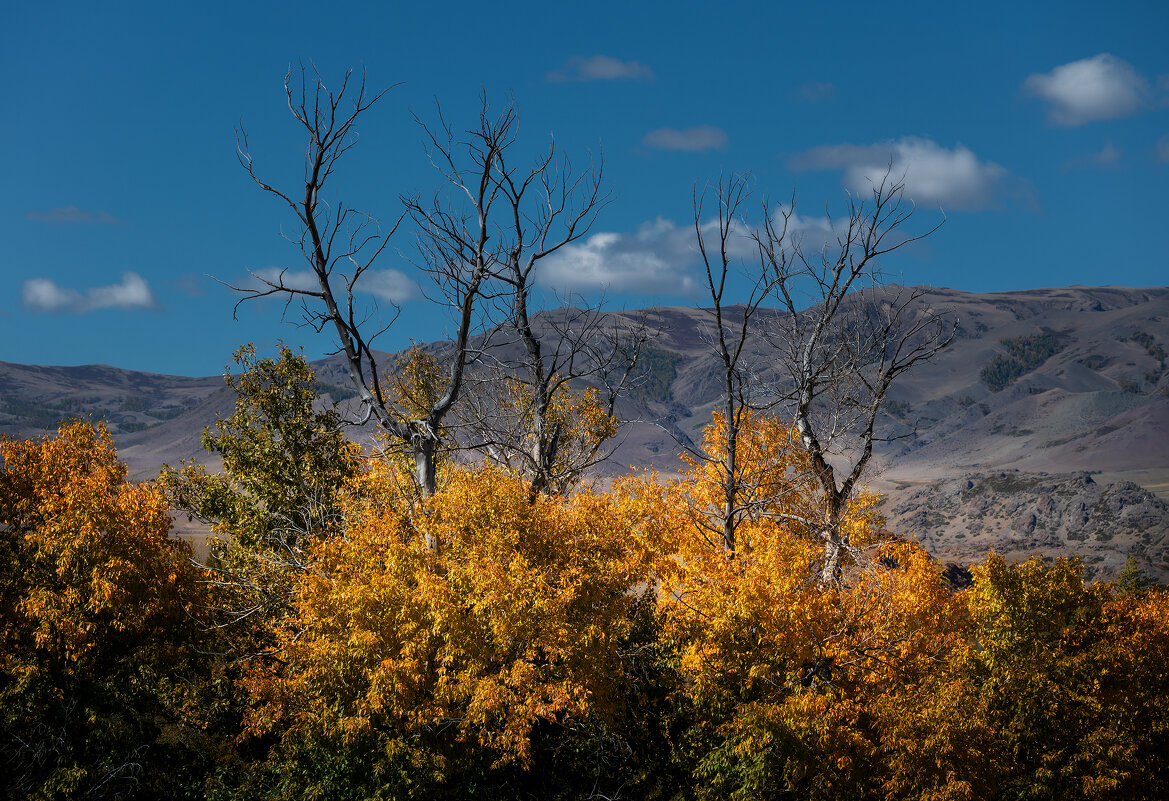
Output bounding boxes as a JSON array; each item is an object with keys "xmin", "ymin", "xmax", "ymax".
[{"xmin": 4, "ymin": 285, "xmax": 1167, "ymax": 581}]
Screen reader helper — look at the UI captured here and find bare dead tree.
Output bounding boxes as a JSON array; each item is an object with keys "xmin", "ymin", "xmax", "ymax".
[
  {"xmin": 231, "ymin": 66, "xmax": 492, "ymax": 530},
  {"xmin": 466, "ymin": 305, "xmax": 651, "ymax": 500},
  {"xmin": 411, "ymin": 95, "xmax": 645, "ymax": 500},
  {"xmin": 691, "ymin": 173, "xmax": 780, "ymax": 556},
  {"xmin": 492, "ymin": 196, "xmax": 650, "ymax": 500},
  {"xmin": 751, "ymin": 170, "xmax": 955, "ymax": 582},
  {"xmin": 690, "ymin": 171, "xmax": 954, "ymax": 573}
]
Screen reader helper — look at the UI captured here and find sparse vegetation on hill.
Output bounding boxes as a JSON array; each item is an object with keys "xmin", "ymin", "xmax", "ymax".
[
  {"xmin": 1121, "ymin": 329, "xmax": 1167, "ymax": 365},
  {"xmin": 629, "ymin": 344, "xmax": 683, "ymax": 403},
  {"xmin": 980, "ymin": 330, "xmax": 1068, "ymax": 391}
]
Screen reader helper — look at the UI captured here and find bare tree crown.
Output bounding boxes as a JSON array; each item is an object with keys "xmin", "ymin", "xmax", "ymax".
[
  {"xmin": 693, "ymin": 169, "xmax": 956, "ymax": 579},
  {"xmin": 406, "ymin": 96, "xmax": 649, "ymax": 500},
  {"xmin": 230, "ymin": 72, "xmax": 641, "ymax": 529}
]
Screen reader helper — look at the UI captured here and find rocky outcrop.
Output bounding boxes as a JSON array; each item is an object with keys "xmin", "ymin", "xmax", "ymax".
[{"xmin": 882, "ymin": 470, "xmax": 1169, "ymax": 582}]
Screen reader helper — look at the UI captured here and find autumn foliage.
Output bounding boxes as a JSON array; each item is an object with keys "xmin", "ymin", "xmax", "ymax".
[
  {"xmin": 234, "ymin": 466, "xmax": 662, "ymax": 798},
  {"xmin": 3, "ymin": 360, "xmax": 1168, "ymax": 799},
  {"xmin": 658, "ymin": 412, "xmax": 964, "ymax": 799},
  {"xmin": 0, "ymin": 421, "xmax": 207, "ymax": 798}
]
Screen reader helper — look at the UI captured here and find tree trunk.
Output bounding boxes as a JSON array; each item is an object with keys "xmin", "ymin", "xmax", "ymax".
[
  {"xmin": 819, "ymin": 504, "xmax": 845, "ymax": 584},
  {"xmin": 412, "ymin": 432, "xmax": 439, "ymax": 553},
  {"xmin": 820, "ymin": 533, "xmax": 842, "ymax": 584}
]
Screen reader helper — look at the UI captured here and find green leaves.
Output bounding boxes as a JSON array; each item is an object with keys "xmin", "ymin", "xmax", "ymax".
[
  {"xmin": 158, "ymin": 345, "xmax": 361, "ymax": 658},
  {"xmin": 162, "ymin": 344, "xmax": 358, "ymax": 550}
]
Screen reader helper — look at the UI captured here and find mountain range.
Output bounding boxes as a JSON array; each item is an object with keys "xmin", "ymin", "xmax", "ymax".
[{"xmin": 3, "ymin": 285, "xmax": 1167, "ymax": 581}]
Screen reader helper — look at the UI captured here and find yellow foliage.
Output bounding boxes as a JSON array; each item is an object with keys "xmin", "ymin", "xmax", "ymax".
[
  {"xmin": 0, "ymin": 422, "xmax": 210, "ymax": 797},
  {"xmin": 652, "ymin": 410, "xmax": 962, "ymax": 798},
  {"xmin": 248, "ymin": 465, "xmax": 657, "ymax": 765},
  {"xmin": 659, "ymin": 413, "xmax": 936, "ymax": 697},
  {"xmin": 680, "ymin": 410, "xmax": 884, "ymax": 550},
  {"xmin": 388, "ymin": 346, "xmax": 446, "ymax": 423},
  {"xmin": 0, "ymin": 420, "xmax": 195, "ymax": 663},
  {"xmin": 483, "ymin": 375, "xmax": 619, "ymax": 496}
]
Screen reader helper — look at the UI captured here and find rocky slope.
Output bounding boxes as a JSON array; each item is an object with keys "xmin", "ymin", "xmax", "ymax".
[{"xmin": 882, "ymin": 471, "xmax": 1169, "ymax": 582}]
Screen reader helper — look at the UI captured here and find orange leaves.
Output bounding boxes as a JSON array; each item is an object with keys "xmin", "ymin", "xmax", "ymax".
[
  {"xmin": 652, "ymin": 411, "xmax": 975, "ymax": 798},
  {"xmin": 682, "ymin": 410, "xmax": 815, "ymax": 522},
  {"xmin": 8, "ymin": 411, "xmax": 1169, "ymax": 796},
  {"xmin": 256, "ymin": 466, "xmax": 654, "ymax": 766},
  {"xmin": 1, "ymin": 421, "xmax": 194, "ymax": 663},
  {"xmin": 659, "ymin": 411, "xmax": 937, "ymax": 700},
  {"xmin": 0, "ymin": 422, "xmax": 213, "ymax": 797}
]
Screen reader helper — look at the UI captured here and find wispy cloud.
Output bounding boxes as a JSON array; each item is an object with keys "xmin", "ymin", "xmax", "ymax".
[
  {"xmin": 1024, "ymin": 54, "xmax": 1153, "ymax": 126},
  {"xmin": 250, "ymin": 267, "xmax": 419, "ymax": 304},
  {"xmin": 25, "ymin": 205, "xmax": 120, "ymax": 225},
  {"xmin": 799, "ymin": 82, "xmax": 835, "ymax": 102},
  {"xmin": 546, "ymin": 55, "xmax": 654, "ymax": 83},
  {"xmin": 1156, "ymin": 135, "xmax": 1169, "ymax": 163},
  {"xmin": 169, "ymin": 273, "xmax": 205, "ymax": 297},
  {"xmin": 789, "ymin": 137, "xmax": 1009, "ymax": 211},
  {"xmin": 1062, "ymin": 141, "xmax": 1122, "ymax": 171},
  {"xmin": 1093, "ymin": 141, "xmax": 1122, "ymax": 165},
  {"xmin": 22, "ymin": 272, "xmax": 159, "ymax": 313},
  {"xmin": 643, "ymin": 125, "xmax": 728, "ymax": 152}
]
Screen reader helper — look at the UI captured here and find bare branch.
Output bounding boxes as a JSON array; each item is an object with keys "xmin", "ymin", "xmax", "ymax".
[
  {"xmin": 412, "ymin": 94, "xmax": 623, "ymax": 500},
  {"xmin": 747, "ymin": 170, "xmax": 955, "ymax": 582},
  {"xmin": 228, "ymin": 67, "xmax": 504, "ymax": 530}
]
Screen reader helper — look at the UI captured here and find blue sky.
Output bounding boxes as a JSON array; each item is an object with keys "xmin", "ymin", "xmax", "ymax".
[{"xmin": 3, "ymin": 0, "xmax": 1167, "ymax": 376}]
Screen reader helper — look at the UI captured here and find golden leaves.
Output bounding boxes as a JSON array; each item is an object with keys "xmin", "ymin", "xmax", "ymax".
[
  {"xmin": 256, "ymin": 465, "xmax": 654, "ymax": 764},
  {"xmin": 6, "ymin": 411, "xmax": 1169, "ymax": 797},
  {"xmin": 1, "ymin": 420, "xmax": 194, "ymax": 663}
]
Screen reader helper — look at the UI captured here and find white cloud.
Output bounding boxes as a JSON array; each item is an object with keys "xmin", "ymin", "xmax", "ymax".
[
  {"xmin": 251, "ymin": 267, "xmax": 419, "ymax": 304},
  {"xmin": 789, "ymin": 137, "xmax": 1008, "ymax": 211},
  {"xmin": 643, "ymin": 125, "xmax": 728, "ymax": 152},
  {"xmin": 21, "ymin": 279, "xmax": 83, "ymax": 312},
  {"xmin": 1024, "ymin": 54, "xmax": 1149, "ymax": 126},
  {"xmin": 538, "ymin": 218, "xmax": 703, "ymax": 295},
  {"xmin": 22, "ymin": 271, "xmax": 159, "ymax": 313},
  {"xmin": 768, "ymin": 207, "xmax": 838, "ymax": 252},
  {"xmin": 361, "ymin": 270, "xmax": 420, "ymax": 303},
  {"xmin": 546, "ymin": 55, "xmax": 654, "ymax": 83},
  {"xmin": 531, "ymin": 182, "xmax": 928, "ymax": 298},
  {"xmin": 25, "ymin": 205, "xmax": 120, "ymax": 224},
  {"xmin": 88, "ymin": 272, "xmax": 157, "ymax": 310},
  {"xmin": 251, "ymin": 267, "xmax": 320, "ymax": 293},
  {"xmin": 535, "ymin": 209, "xmax": 840, "ymax": 295}
]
